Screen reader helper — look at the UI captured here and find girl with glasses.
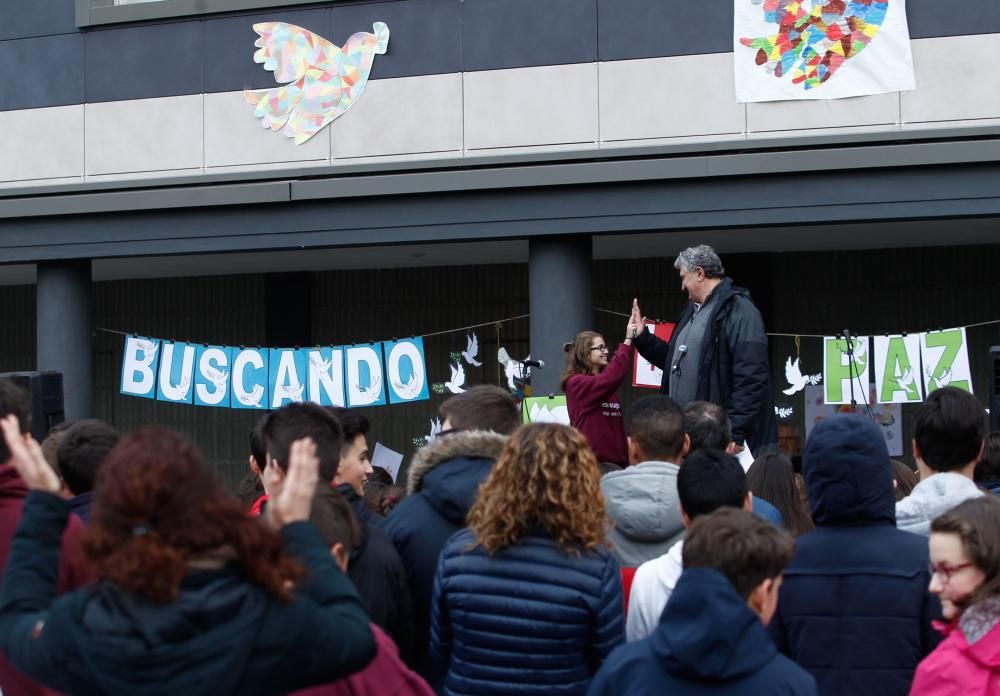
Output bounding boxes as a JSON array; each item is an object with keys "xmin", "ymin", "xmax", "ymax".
[
  {"xmin": 560, "ymin": 319, "xmax": 640, "ymax": 470},
  {"xmin": 911, "ymin": 496, "xmax": 1000, "ymax": 694}
]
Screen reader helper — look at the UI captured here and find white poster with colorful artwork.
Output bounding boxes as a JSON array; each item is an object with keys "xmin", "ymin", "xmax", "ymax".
[
  {"xmin": 632, "ymin": 323, "xmax": 675, "ymax": 389},
  {"xmin": 734, "ymin": 0, "xmax": 915, "ymax": 102},
  {"xmin": 823, "ymin": 335, "xmax": 870, "ymax": 405},
  {"xmin": 804, "ymin": 384, "xmax": 903, "ymax": 456},
  {"xmin": 920, "ymin": 328, "xmax": 973, "ymax": 395},
  {"xmin": 873, "ymin": 334, "xmax": 924, "ymax": 404}
]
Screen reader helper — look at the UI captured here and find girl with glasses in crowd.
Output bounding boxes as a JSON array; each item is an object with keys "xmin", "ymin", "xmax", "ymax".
[
  {"xmin": 560, "ymin": 318, "xmax": 640, "ymax": 470},
  {"xmin": 910, "ymin": 496, "xmax": 1000, "ymax": 694}
]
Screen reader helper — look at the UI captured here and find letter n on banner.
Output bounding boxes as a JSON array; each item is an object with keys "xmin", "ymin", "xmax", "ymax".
[
  {"xmin": 346, "ymin": 343, "xmax": 386, "ymax": 408},
  {"xmin": 121, "ymin": 336, "xmax": 160, "ymax": 399},
  {"xmin": 921, "ymin": 328, "xmax": 973, "ymax": 395},
  {"xmin": 632, "ymin": 323, "xmax": 675, "ymax": 389},
  {"xmin": 874, "ymin": 335, "xmax": 924, "ymax": 404},
  {"xmin": 823, "ymin": 336, "xmax": 870, "ymax": 404},
  {"xmin": 385, "ymin": 337, "xmax": 430, "ymax": 404}
]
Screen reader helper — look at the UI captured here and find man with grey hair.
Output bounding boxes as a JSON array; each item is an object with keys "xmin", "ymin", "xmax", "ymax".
[{"xmin": 630, "ymin": 244, "xmax": 777, "ymax": 454}]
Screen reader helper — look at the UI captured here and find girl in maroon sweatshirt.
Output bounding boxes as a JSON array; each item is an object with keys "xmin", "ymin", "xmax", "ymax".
[{"xmin": 561, "ymin": 326, "xmax": 637, "ymax": 468}]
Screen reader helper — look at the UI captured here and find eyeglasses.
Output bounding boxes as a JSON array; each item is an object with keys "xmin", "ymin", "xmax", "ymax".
[
  {"xmin": 590, "ymin": 345, "xmax": 609, "ymax": 353},
  {"xmin": 928, "ymin": 561, "xmax": 974, "ymax": 583}
]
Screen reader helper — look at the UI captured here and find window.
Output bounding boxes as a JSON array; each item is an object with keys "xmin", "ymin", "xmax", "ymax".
[{"xmin": 76, "ymin": 0, "xmax": 338, "ymax": 28}]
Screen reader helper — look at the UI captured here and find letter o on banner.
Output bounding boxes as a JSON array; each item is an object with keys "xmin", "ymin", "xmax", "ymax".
[{"xmin": 386, "ymin": 338, "xmax": 429, "ymax": 404}]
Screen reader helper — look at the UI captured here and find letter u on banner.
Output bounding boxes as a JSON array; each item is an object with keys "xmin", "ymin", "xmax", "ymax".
[
  {"xmin": 156, "ymin": 342, "xmax": 197, "ymax": 404},
  {"xmin": 121, "ymin": 336, "xmax": 160, "ymax": 399},
  {"xmin": 385, "ymin": 337, "xmax": 430, "ymax": 404},
  {"xmin": 345, "ymin": 343, "xmax": 386, "ymax": 408}
]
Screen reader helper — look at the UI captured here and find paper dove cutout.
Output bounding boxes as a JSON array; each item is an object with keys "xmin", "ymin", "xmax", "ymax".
[
  {"xmin": 161, "ymin": 375, "xmax": 192, "ymax": 402},
  {"xmin": 497, "ymin": 348, "xmax": 531, "ymax": 392},
  {"xmin": 245, "ymin": 21, "xmax": 389, "ymax": 144},
  {"xmin": 425, "ymin": 417, "xmax": 443, "ymax": 444},
  {"xmin": 740, "ymin": 0, "xmax": 888, "ymax": 90},
  {"xmin": 134, "ymin": 339, "xmax": 159, "ymax": 367},
  {"xmin": 236, "ymin": 384, "xmax": 266, "ymax": 408},
  {"xmin": 445, "ymin": 362, "xmax": 466, "ymax": 394},
  {"xmin": 462, "ymin": 333, "xmax": 482, "ymax": 367},
  {"xmin": 782, "ymin": 357, "xmax": 822, "ymax": 396}
]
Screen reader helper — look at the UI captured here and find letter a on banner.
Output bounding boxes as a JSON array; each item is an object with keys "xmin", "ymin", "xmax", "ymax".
[
  {"xmin": 346, "ymin": 343, "xmax": 387, "ymax": 408},
  {"xmin": 156, "ymin": 341, "xmax": 197, "ymax": 404},
  {"xmin": 195, "ymin": 346, "xmax": 232, "ymax": 407},
  {"xmin": 874, "ymin": 335, "xmax": 924, "ymax": 404},
  {"xmin": 269, "ymin": 349, "xmax": 307, "ymax": 408},
  {"xmin": 121, "ymin": 336, "xmax": 160, "ymax": 399},
  {"xmin": 385, "ymin": 338, "xmax": 429, "ymax": 404},
  {"xmin": 304, "ymin": 347, "xmax": 346, "ymax": 406},
  {"xmin": 823, "ymin": 336, "xmax": 871, "ymax": 405},
  {"xmin": 231, "ymin": 348, "xmax": 269, "ymax": 409},
  {"xmin": 921, "ymin": 328, "xmax": 973, "ymax": 395}
]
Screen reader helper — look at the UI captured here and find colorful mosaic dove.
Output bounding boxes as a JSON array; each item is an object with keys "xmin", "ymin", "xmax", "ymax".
[
  {"xmin": 245, "ymin": 22, "xmax": 389, "ymax": 144},
  {"xmin": 740, "ymin": 0, "xmax": 888, "ymax": 90}
]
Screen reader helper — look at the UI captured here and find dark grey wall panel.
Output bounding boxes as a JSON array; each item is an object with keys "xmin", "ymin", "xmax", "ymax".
[
  {"xmin": 462, "ymin": 0, "xmax": 597, "ymax": 71},
  {"xmin": 0, "ymin": 34, "xmax": 84, "ymax": 110},
  {"xmin": 204, "ymin": 8, "xmax": 329, "ymax": 92},
  {"xmin": 330, "ymin": 0, "xmax": 462, "ymax": 80},
  {"xmin": 85, "ymin": 21, "xmax": 204, "ymax": 103},
  {"xmin": 598, "ymin": 0, "xmax": 732, "ymax": 61},
  {"xmin": 0, "ymin": 0, "xmax": 77, "ymax": 41},
  {"xmin": 907, "ymin": 0, "xmax": 1000, "ymax": 39}
]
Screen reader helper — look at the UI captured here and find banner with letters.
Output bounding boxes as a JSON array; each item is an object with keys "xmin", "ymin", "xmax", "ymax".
[
  {"xmin": 120, "ymin": 335, "xmax": 429, "ymax": 410},
  {"xmin": 822, "ymin": 329, "xmax": 972, "ymax": 405}
]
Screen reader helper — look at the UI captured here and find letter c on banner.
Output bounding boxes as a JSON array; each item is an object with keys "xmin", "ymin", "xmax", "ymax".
[{"xmin": 232, "ymin": 349, "xmax": 267, "ymax": 409}]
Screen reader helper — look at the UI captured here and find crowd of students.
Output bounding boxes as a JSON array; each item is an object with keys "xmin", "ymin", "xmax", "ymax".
[{"xmin": 0, "ymin": 372, "xmax": 999, "ymax": 695}]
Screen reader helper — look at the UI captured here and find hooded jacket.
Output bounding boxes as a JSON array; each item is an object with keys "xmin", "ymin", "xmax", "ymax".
[
  {"xmin": 895, "ymin": 472, "xmax": 984, "ymax": 537},
  {"xmin": 632, "ymin": 278, "xmax": 777, "ymax": 453},
  {"xmin": 600, "ymin": 461, "xmax": 685, "ymax": 568},
  {"xmin": 589, "ymin": 568, "xmax": 816, "ymax": 695},
  {"xmin": 0, "ymin": 492, "xmax": 376, "ymax": 696},
  {"xmin": 771, "ymin": 415, "xmax": 940, "ymax": 696},
  {"xmin": 0, "ymin": 464, "xmax": 94, "ymax": 696},
  {"xmin": 431, "ymin": 527, "xmax": 624, "ymax": 696},
  {"xmin": 910, "ymin": 597, "xmax": 1000, "ymax": 695},
  {"xmin": 336, "ymin": 483, "xmax": 416, "ymax": 668},
  {"xmin": 382, "ymin": 430, "xmax": 507, "ymax": 677}
]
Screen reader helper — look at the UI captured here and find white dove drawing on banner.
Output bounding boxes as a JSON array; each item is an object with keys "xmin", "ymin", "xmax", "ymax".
[
  {"xmin": 274, "ymin": 384, "xmax": 305, "ymax": 403},
  {"xmin": 203, "ymin": 365, "xmax": 229, "ymax": 391},
  {"xmin": 392, "ymin": 374, "xmax": 422, "ymax": 400},
  {"xmin": 356, "ymin": 373, "xmax": 381, "ymax": 396},
  {"xmin": 497, "ymin": 347, "xmax": 531, "ymax": 392},
  {"xmin": 462, "ymin": 333, "xmax": 483, "ymax": 367},
  {"xmin": 425, "ymin": 417, "xmax": 443, "ymax": 444},
  {"xmin": 445, "ymin": 362, "xmax": 466, "ymax": 394},
  {"xmin": 309, "ymin": 352, "xmax": 331, "ymax": 373},
  {"xmin": 782, "ymin": 357, "xmax": 822, "ymax": 396},
  {"xmin": 236, "ymin": 384, "xmax": 266, "ymax": 408},
  {"xmin": 160, "ymin": 376, "xmax": 192, "ymax": 402},
  {"xmin": 134, "ymin": 339, "xmax": 159, "ymax": 367},
  {"xmin": 925, "ymin": 365, "xmax": 954, "ymax": 391}
]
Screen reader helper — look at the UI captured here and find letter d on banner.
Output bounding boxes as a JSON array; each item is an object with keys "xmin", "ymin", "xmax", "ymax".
[
  {"xmin": 385, "ymin": 337, "xmax": 429, "ymax": 404},
  {"xmin": 346, "ymin": 343, "xmax": 386, "ymax": 408},
  {"xmin": 121, "ymin": 336, "xmax": 160, "ymax": 398}
]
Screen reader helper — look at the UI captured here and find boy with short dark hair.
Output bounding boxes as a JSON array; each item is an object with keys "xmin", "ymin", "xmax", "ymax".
[
  {"xmin": 56, "ymin": 419, "xmax": 120, "ymax": 523},
  {"xmin": 897, "ymin": 387, "xmax": 986, "ymax": 535},
  {"xmin": 589, "ymin": 508, "xmax": 815, "ymax": 695}
]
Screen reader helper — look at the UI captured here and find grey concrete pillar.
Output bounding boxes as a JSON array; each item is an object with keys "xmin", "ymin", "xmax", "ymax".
[
  {"xmin": 529, "ymin": 236, "xmax": 593, "ymax": 395},
  {"xmin": 37, "ymin": 260, "xmax": 94, "ymax": 419}
]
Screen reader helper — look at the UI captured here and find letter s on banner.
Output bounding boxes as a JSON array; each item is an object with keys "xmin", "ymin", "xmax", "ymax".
[{"xmin": 121, "ymin": 336, "xmax": 160, "ymax": 399}]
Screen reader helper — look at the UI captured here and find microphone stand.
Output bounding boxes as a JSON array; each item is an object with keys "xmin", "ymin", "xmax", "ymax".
[{"xmin": 843, "ymin": 329, "xmax": 857, "ymax": 415}]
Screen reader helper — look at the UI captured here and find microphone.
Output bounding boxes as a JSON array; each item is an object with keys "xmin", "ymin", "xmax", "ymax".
[
  {"xmin": 671, "ymin": 345, "xmax": 688, "ymax": 374},
  {"xmin": 842, "ymin": 329, "xmax": 852, "ymax": 344},
  {"xmin": 522, "ymin": 359, "xmax": 545, "ymax": 369}
]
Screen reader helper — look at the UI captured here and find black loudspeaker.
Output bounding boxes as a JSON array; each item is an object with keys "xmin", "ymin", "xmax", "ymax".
[
  {"xmin": 0, "ymin": 371, "xmax": 64, "ymax": 442},
  {"xmin": 990, "ymin": 347, "xmax": 1000, "ymax": 432}
]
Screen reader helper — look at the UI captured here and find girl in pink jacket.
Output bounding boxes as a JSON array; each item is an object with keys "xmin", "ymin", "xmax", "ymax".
[{"xmin": 910, "ymin": 496, "xmax": 1000, "ymax": 695}]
